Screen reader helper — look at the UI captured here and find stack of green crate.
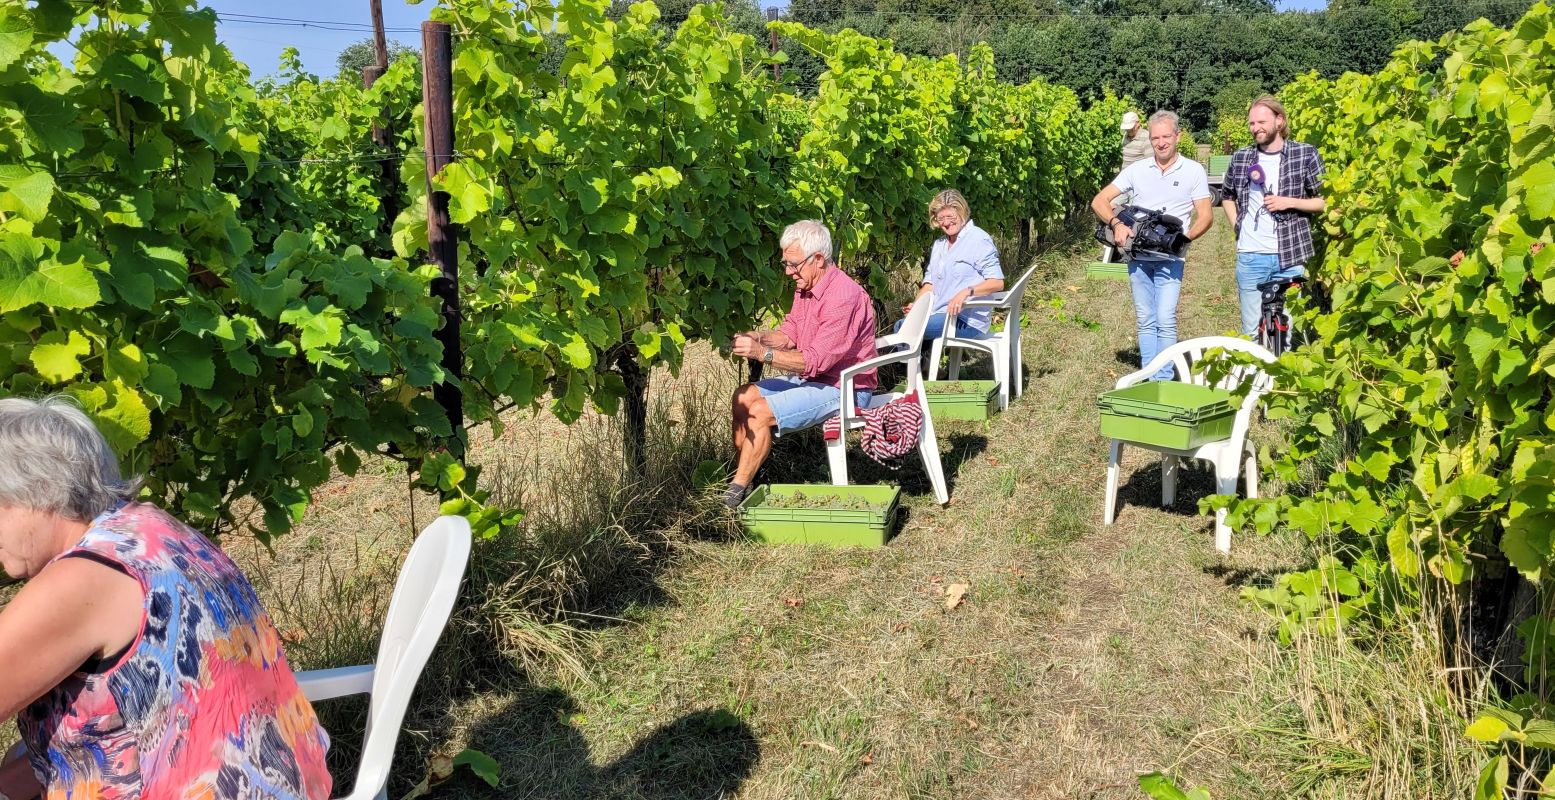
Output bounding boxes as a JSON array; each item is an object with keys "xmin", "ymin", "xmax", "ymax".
[
  {"xmin": 1096, "ymin": 381, "xmax": 1238, "ymax": 449},
  {"xmin": 740, "ymin": 484, "xmax": 901, "ymax": 547},
  {"xmin": 1085, "ymin": 260, "xmax": 1130, "ymax": 280},
  {"xmin": 922, "ymin": 380, "xmax": 1000, "ymax": 420}
]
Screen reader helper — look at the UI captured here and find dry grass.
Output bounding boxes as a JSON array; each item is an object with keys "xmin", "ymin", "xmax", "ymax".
[{"xmin": 228, "ymin": 220, "xmax": 1490, "ymax": 799}]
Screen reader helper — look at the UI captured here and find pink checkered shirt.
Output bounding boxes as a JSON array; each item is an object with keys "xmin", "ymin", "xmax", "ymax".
[{"xmin": 778, "ymin": 263, "xmax": 879, "ymax": 391}]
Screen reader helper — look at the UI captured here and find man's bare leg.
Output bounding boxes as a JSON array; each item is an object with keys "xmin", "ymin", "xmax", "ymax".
[{"xmin": 727, "ymin": 385, "xmax": 776, "ymax": 507}]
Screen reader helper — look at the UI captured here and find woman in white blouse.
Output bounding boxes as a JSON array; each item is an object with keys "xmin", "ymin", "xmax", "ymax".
[{"xmin": 900, "ymin": 189, "xmax": 1006, "ymax": 344}]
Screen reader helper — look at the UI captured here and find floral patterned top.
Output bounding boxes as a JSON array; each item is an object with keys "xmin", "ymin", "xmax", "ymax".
[{"xmin": 17, "ymin": 502, "xmax": 332, "ymax": 800}]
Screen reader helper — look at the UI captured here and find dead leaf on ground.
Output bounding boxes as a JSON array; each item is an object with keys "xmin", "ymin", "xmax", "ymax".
[
  {"xmin": 944, "ymin": 583, "xmax": 970, "ymax": 610},
  {"xmin": 956, "ymin": 714, "xmax": 980, "ymax": 731},
  {"xmin": 893, "ymin": 621, "xmax": 910, "ymax": 633},
  {"xmin": 800, "ymin": 740, "xmax": 839, "ymax": 753},
  {"xmin": 859, "ymin": 753, "xmax": 875, "ymax": 766},
  {"xmin": 783, "ymin": 596, "xmax": 803, "ymax": 608}
]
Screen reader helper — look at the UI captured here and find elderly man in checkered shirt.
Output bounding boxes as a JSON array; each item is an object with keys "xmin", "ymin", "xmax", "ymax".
[
  {"xmin": 1220, "ymin": 95, "xmax": 1327, "ymax": 336},
  {"xmin": 723, "ymin": 220, "xmax": 879, "ymax": 509}
]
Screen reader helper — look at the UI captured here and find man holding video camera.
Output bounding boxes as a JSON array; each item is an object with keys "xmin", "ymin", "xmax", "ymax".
[{"xmin": 1090, "ymin": 110, "xmax": 1213, "ymax": 380}]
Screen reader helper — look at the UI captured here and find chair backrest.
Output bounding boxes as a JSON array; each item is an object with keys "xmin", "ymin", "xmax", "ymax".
[
  {"xmin": 875, "ymin": 290, "xmax": 935, "ymax": 356},
  {"xmin": 349, "ymin": 516, "xmax": 472, "ymax": 800},
  {"xmin": 1003, "ymin": 261, "xmax": 1040, "ymax": 311},
  {"xmin": 1126, "ymin": 336, "xmax": 1277, "ymax": 431}
]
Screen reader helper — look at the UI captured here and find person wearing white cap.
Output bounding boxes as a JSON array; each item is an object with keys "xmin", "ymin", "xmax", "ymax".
[{"xmin": 1120, "ymin": 111, "xmax": 1150, "ymax": 169}]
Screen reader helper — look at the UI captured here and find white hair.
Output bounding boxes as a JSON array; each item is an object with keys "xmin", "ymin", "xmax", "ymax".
[
  {"xmin": 1148, "ymin": 110, "xmax": 1181, "ymax": 133},
  {"xmin": 779, "ymin": 220, "xmax": 832, "ymax": 262},
  {"xmin": 0, "ymin": 395, "xmax": 141, "ymax": 521}
]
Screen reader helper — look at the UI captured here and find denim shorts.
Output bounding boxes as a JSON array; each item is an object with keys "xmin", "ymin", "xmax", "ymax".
[{"xmin": 756, "ymin": 376, "xmax": 874, "ymax": 435}]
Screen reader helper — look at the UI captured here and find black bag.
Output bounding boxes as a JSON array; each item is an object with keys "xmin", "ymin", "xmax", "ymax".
[{"xmin": 1095, "ymin": 205, "xmax": 1191, "ymax": 261}]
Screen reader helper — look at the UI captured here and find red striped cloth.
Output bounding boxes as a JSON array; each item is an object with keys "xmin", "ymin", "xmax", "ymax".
[{"xmin": 822, "ymin": 392, "xmax": 923, "ymax": 465}]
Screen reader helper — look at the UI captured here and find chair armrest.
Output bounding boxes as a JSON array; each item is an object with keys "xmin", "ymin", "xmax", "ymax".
[
  {"xmin": 297, "ymin": 664, "xmax": 376, "ymax": 702},
  {"xmin": 838, "ymin": 348, "xmax": 916, "ymax": 419},
  {"xmin": 960, "ymin": 292, "xmax": 1009, "ymax": 309}
]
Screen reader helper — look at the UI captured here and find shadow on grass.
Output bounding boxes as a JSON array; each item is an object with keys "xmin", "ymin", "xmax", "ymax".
[
  {"xmin": 444, "ymin": 688, "xmax": 759, "ymax": 799},
  {"xmin": 1201, "ymin": 562, "xmax": 1311, "ymax": 591},
  {"xmin": 752, "ymin": 418, "xmax": 989, "ymax": 504},
  {"xmin": 1114, "ymin": 347, "xmax": 1140, "ymax": 369},
  {"xmin": 1114, "ymin": 455, "xmax": 1245, "ymax": 519}
]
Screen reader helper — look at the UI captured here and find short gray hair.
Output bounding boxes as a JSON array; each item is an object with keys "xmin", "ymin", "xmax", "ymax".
[
  {"xmin": 0, "ymin": 395, "xmax": 141, "ymax": 521},
  {"xmin": 1148, "ymin": 110, "xmax": 1180, "ymax": 132},
  {"xmin": 780, "ymin": 220, "xmax": 832, "ymax": 262}
]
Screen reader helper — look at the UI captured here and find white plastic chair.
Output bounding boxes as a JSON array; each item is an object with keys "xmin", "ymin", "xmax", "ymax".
[
  {"xmin": 1102, "ymin": 336, "xmax": 1276, "ymax": 553},
  {"xmin": 297, "ymin": 515, "xmax": 473, "ymax": 800},
  {"xmin": 825, "ymin": 293, "xmax": 950, "ymax": 505},
  {"xmin": 927, "ymin": 261, "xmax": 1041, "ymax": 410}
]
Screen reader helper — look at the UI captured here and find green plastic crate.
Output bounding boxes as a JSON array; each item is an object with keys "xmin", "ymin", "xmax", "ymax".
[
  {"xmin": 740, "ymin": 484, "xmax": 900, "ymax": 547},
  {"xmin": 1086, "ymin": 260, "xmax": 1130, "ymax": 281},
  {"xmin": 923, "ymin": 380, "xmax": 999, "ymax": 420},
  {"xmin": 1097, "ymin": 381, "xmax": 1237, "ymax": 449}
]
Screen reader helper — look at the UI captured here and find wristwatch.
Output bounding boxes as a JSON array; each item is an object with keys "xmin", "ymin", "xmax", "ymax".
[{"xmin": 763, "ymin": 347, "xmax": 774, "ymax": 365}]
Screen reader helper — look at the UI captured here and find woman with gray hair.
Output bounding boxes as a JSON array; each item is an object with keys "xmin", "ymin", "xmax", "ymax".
[
  {"xmin": 900, "ymin": 189, "xmax": 1005, "ymax": 347},
  {"xmin": 0, "ymin": 396, "xmax": 332, "ymax": 799}
]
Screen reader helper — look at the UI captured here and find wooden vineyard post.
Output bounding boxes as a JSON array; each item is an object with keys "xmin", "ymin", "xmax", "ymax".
[
  {"xmin": 767, "ymin": 7, "xmax": 781, "ymax": 81},
  {"xmin": 363, "ymin": 1, "xmax": 398, "ymax": 253},
  {"xmin": 422, "ymin": 21, "xmax": 464, "ymax": 453}
]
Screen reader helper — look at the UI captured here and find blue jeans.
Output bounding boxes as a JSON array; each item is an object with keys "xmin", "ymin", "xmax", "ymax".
[
  {"xmin": 894, "ymin": 312, "xmax": 991, "ymax": 343},
  {"xmin": 755, "ymin": 376, "xmax": 873, "ymax": 435},
  {"xmin": 1235, "ymin": 252, "xmax": 1306, "ymax": 336},
  {"xmin": 1128, "ymin": 258, "xmax": 1185, "ymax": 381}
]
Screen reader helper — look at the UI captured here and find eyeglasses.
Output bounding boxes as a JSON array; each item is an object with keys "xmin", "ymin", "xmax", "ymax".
[
  {"xmin": 932, "ymin": 212, "xmax": 961, "ymax": 225},
  {"xmin": 781, "ymin": 253, "xmax": 817, "ymax": 272}
]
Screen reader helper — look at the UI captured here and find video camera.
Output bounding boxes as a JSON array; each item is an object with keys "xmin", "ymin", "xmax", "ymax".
[{"xmin": 1096, "ymin": 205, "xmax": 1191, "ymax": 261}]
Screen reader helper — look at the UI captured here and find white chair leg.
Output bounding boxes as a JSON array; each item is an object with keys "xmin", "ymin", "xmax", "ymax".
[
  {"xmin": 947, "ymin": 349, "xmax": 962, "ymax": 381},
  {"xmin": 1104, "ymin": 440, "xmax": 1124, "ymax": 525},
  {"xmin": 1161, "ymin": 455, "xmax": 1178, "ymax": 507},
  {"xmin": 827, "ymin": 435, "xmax": 849, "ymax": 486},
  {"xmin": 1010, "ymin": 330, "xmax": 1024, "ymax": 398},
  {"xmin": 1244, "ymin": 442, "xmax": 1259, "ymax": 500},
  {"xmin": 1213, "ymin": 454, "xmax": 1239, "ymax": 554},
  {"xmin": 994, "ymin": 342, "xmax": 1011, "ymax": 411},
  {"xmin": 918, "ymin": 416, "xmax": 949, "ymax": 505},
  {"xmin": 927, "ymin": 336, "xmax": 944, "ymax": 381}
]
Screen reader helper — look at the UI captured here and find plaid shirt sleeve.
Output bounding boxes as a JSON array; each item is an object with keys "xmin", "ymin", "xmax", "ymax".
[
  {"xmin": 1222, "ymin": 149, "xmax": 1253, "ymax": 236},
  {"xmin": 1274, "ymin": 142, "xmax": 1324, "ymax": 269}
]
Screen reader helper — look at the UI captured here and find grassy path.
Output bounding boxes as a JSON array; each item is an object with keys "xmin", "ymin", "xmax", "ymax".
[{"xmin": 431, "ymin": 222, "xmax": 1309, "ymax": 799}]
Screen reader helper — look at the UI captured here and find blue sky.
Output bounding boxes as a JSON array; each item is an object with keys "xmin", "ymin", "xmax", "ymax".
[{"xmin": 206, "ymin": 0, "xmax": 1328, "ymax": 79}]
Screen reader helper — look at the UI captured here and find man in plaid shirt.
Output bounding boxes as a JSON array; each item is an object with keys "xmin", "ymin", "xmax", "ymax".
[
  {"xmin": 1220, "ymin": 95, "xmax": 1326, "ymax": 336},
  {"xmin": 724, "ymin": 220, "xmax": 878, "ymax": 508}
]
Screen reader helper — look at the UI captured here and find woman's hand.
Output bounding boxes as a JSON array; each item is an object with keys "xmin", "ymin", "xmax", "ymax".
[{"xmin": 947, "ymin": 288, "xmax": 973, "ymax": 318}]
